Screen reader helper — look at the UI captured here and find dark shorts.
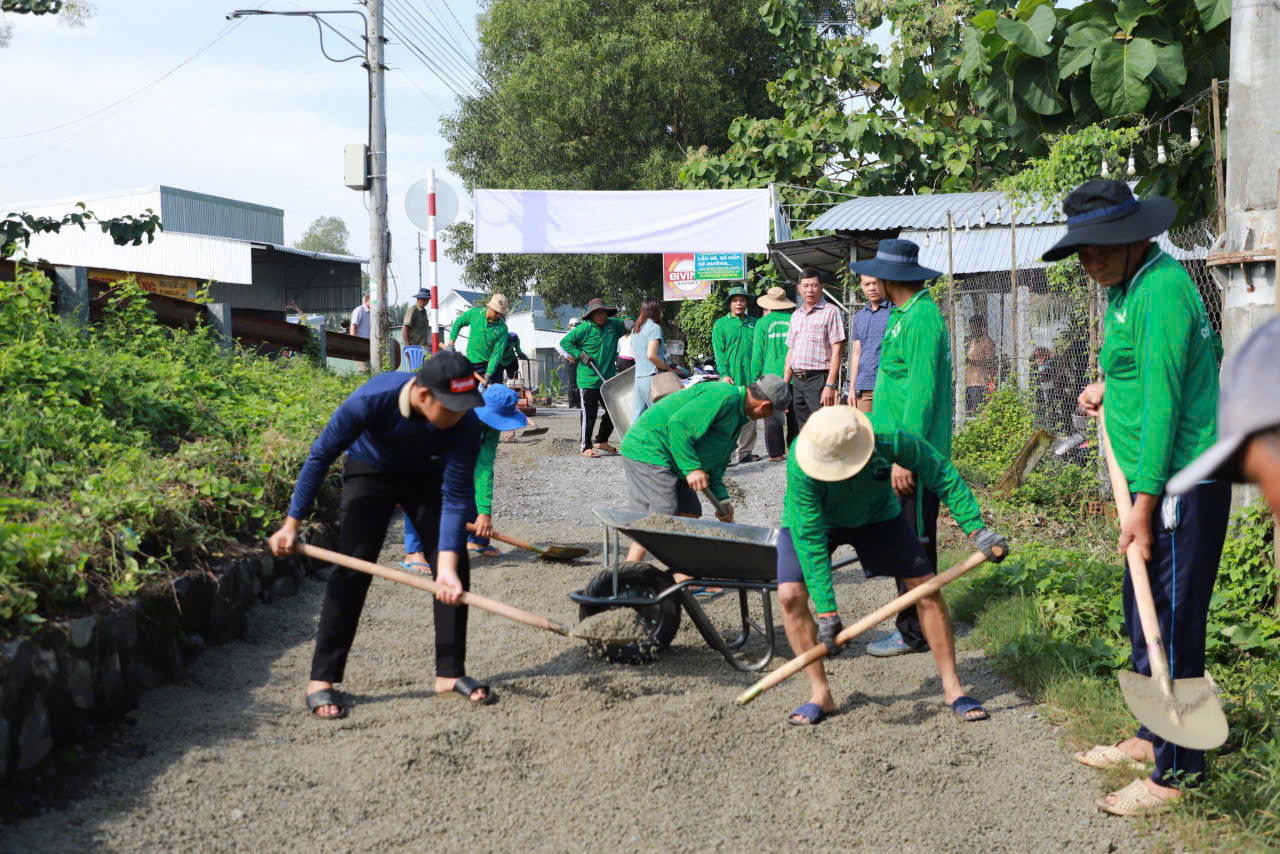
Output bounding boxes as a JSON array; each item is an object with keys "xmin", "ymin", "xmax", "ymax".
[
  {"xmin": 776, "ymin": 511, "xmax": 934, "ymax": 585},
  {"xmin": 623, "ymin": 457, "xmax": 702, "ymax": 517}
]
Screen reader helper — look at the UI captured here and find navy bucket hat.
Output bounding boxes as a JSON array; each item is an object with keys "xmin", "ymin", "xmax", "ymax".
[
  {"xmin": 1042, "ymin": 180, "xmax": 1176, "ymax": 262},
  {"xmin": 849, "ymin": 239, "xmax": 942, "ymax": 282}
]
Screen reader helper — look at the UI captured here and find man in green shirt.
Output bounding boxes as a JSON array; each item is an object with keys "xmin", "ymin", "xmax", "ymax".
[
  {"xmin": 448, "ymin": 293, "xmax": 510, "ymax": 383},
  {"xmin": 777, "ymin": 406, "xmax": 1007, "ymax": 726},
  {"xmin": 560, "ymin": 297, "xmax": 628, "ymax": 457},
  {"xmin": 713, "ymin": 286, "xmax": 760, "ymax": 464},
  {"xmin": 752, "ymin": 285, "xmax": 797, "ymax": 461},
  {"xmin": 403, "ymin": 288, "xmax": 433, "ymax": 349},
  {"xmin": 500, "ymin": 331, "xmax": 528, "ymax": 383},
  {"xmin": 854, "ymin": 240, "xmax": 951, "ymax": 658},
  {"xmin": 1048, "ymin": 180, "xmax": 1229, "ymax": 817},
  {"xmin": 619, "ymin": 376, "xmax": 789, "ymax": 564}
]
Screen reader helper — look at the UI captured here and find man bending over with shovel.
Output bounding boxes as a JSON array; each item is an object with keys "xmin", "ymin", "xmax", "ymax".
[
  {"xmin": 268, "ymin": 350, "xmax": 495, "ymax": 719},
  {"xmin": 777, "ymin": 405, "xmax": 1006, "ymax": 726}
]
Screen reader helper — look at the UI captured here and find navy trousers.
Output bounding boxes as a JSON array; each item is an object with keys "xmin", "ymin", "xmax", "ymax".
[{"xmin": 1125, "ymin": 479, "xmax": 1230, "ymax": 787}]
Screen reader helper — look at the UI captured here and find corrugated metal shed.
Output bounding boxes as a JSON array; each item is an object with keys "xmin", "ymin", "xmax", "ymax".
[
  {"xmin": 808, "ymin": 191, "xmax": 1059, "ymax": 232},
  {"xmin": 19, "ymin": 226, "xmax": 255, "ymax": 284},
  {"xmin": 160, "ymin": 186, "xmax": 284, "ymax": 243}
]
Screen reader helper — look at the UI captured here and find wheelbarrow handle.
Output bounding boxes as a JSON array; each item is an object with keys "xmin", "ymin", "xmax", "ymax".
[{"xmin": 736, "ymin": 548, "xmax": 994, "ymax": 705}]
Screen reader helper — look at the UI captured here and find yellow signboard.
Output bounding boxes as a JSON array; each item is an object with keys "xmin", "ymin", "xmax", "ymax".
[{"xmin": 89, "ymin": 269, "xmax": 199, "ymax": 302}]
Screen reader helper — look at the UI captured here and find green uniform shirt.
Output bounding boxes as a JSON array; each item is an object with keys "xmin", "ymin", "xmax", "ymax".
[
  {"xmin": 781, "ymin": 414, "xmax": 985, "ymax": 613},
  {"xmin": 403, "ymin": 304, "xmax": 432, "ymax": 347},
  {"xmin": 620, "ymin": 381, "xmax": 748, "ymax": 502},
  {"xmin": 473, "ymin": 426, "xmax": 501, "ymax": 516},
  {"xmin": 560, "ymin": 317, "xmax": 627, "ymax": 389},
  {"xmin": 872, "ymin": 289, "xmax": 953, "ymax": 458},
  {"xmin": 449, "ymin": 306, "xmax": 508, "ymax": 376},
  {"xmin": 750, "ymin": 312, "xmax": 791, "ymax": 382},
  {"xmin": 712, "ymin": 313, "xmax": 757, "ymax": 386},
  {"xmin": 1102, "ymin": 247, "xmax": 1222, "ymax": 495},
  {"xmin": 501, "ymin": 333, "xmax": 528, "ymax": 366}
]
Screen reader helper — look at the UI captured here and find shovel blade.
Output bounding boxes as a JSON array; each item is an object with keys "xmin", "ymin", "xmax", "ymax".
[
  {"xmin": 537, "ymin": 545, "xmax": 589, "ymax": 562},
  {"xmin": 1117, "ymin": 670, "xmax": 1228, "ymax": 751},
  {"xmin": 521, "ymin": 427, "xmax": 549, "ymax": 436}
]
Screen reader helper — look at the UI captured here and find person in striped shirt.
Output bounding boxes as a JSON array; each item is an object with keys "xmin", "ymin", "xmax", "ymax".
[{"xmin": 783, "ymin": 268, "xmax": 845, "ymax": 430}]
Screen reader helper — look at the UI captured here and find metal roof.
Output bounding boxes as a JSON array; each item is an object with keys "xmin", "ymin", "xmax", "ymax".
[
  {"xmin": 901, "ymin": 225, "xmax": 1209, "ymax": 274},
  {"xmin": 808, "ymin": 191, "xmax": 1060, "ymax": 232},
  {"xmin": 769, "ymin": 234, "xmax": 849, "ymax": 281},
  {"xmin": 251, "ymin": 242, "xmax": 367, "ymax": 265}
]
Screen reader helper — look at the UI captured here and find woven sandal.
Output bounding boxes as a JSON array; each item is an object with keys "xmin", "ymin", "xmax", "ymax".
[
  {"xmin": 1096, "ymin": 779, "xmax": 1174, "ymax": 817},
  {"xmin": 1075, "ymin": 743, "xmax": 1145, "ymax": 770}
]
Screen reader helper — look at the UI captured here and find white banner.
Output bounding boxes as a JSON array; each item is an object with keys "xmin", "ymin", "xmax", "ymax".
[{"xmin": 473, "ymin": 189, "xmax": 770, "ymax": 255}]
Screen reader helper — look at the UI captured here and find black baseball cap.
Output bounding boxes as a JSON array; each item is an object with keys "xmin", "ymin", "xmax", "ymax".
[{"xmin": 415, "ymin": 350, "xmax": 484, "ymax": 412}]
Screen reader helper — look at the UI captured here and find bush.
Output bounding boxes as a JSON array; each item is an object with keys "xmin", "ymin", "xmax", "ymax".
[
  {"xmin": 0, "ymin": 270, "xmax": 357, "ymax": 632},
  {"xmin": 952, "ymin": 385, "xmax": 1034, "ymax": 484}
]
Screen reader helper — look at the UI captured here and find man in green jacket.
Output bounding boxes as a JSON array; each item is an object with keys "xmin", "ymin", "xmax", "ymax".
[
  {"xmin": 855, "ymin": 240, "xmax": 952, "ymax": 658},
  {"xmin": 500, "ymin": 331, "xmax": 528, "ymax": 383},
  {"xmin": 713, "ymin": 286, "xmax": 760, "ymax": 465},
  {"xmin": 777, "ymin": 405, "xmax": 1007, "ymax": 726},
  {"xmin": 448, "ymin": 294, "xmax": 510, "ymax": 383},
  {"xmin": 1049, "ymin": 181, "xmax": 1229, "ymax": 817},
  {"xmin": 619, "ymin": 376, "xmax": 789, "ymax": 564},
  {"xmin": 752, "ymin": 285, "xmax": 797, "ymax": 461},
  {"xmin": 561, "ymin": 297, "xmax": 628, "ymax": 457}
]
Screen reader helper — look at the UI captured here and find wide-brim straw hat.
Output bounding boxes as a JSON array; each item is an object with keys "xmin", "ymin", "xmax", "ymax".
[
  {"xmin": 1042, "ymin": 179, "xmax": 1177, "ymax": 262},
  {"xmin": 757, "ymin": 286, "xmax": 795, "ymax": 310},
  {"xmin": 583, "ymin": 297, "xmax": 618, "ymax": 318},
  {"xmin": 794, "ymin": 406, "xmax": 876, "ymax": 482},
  {"xmin": 486, "ymin": 293, "xmax": 510, "ymax": 315},
  {"xmin": 849, "ymin": 238, "xmax": 942, "ymax": 282}
]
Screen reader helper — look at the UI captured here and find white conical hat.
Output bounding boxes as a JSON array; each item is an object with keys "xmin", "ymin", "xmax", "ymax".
[{"xmin": 794, "ymin": 406, "xmax": 875, "ymax": 482}]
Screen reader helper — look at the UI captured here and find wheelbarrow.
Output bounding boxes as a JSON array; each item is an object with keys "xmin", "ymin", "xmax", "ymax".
[{"xmin": 569, "ymin": 508, "xmax": 859, "ymax": 672}]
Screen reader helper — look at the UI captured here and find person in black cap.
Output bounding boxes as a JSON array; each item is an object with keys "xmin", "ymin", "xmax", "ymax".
[
  {"xmin": 403, "ymin": 288, "xmax": 433, "ymax": 349},
  {"xmin": 1047, "ymin": 180, "xmax": 1228, "ymax": 817},
  {"xmin": 268, "ymin": 350, "xmax": 494, "ymax": 719}
]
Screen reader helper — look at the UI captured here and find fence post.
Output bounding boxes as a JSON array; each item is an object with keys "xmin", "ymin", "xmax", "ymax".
[
  {"xmin": 948, "ymin": 212, "xmax": 962, "ymax": 425},
  {"xmin": 205, "ymin": 303, "xmax": 233, "ymax": 350},
  {"xmin": 1087, "ymin": 277, "xmax": 1099, "ymax": 381},
  {"xmin": 52, "ymin": 265, "xmax": 89, "ymax": 327},
  {"xmin": 307, "ymin": 316, "xmax": 328, "ymax": 363},
  {"xmin": 1010, "ymin": 217, "xmax": 1019, "ymax": 389}
]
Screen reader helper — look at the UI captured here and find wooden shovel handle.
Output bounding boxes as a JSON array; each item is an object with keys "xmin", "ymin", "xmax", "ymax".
[
  {"xmin": 296, "ymin": 543, "xmax": 569, "ymax": 636},
  {"xmin": 737, "ymin": 549, "xmax": 991, "ymax": 705},
  {"xmin": 1098, "ymin": 409, "xmax": 1175, "ymax": 689},
  {"xmin": 701, "ymin": 488, "xmax": 729, "ymax": 518},
  {"xmin": 466, "ymin": 523, "xmax": 537, "ymax": 553}
]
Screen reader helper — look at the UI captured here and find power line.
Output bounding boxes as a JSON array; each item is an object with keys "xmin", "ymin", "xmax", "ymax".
[
  {"xmin": 439, "ymin": 0, "xmax": 479, "ymax": 52},
  {"xmin": 392, "ymin": 0, "xmax": 486, "ymax": 89},
  {"xmin": 385, "ymin": 0, "xmax": 486, "ymax": 96}
]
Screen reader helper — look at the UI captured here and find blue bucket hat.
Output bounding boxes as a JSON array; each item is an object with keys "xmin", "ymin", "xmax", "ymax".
[
  {"xmin": 849, "ymin": 239, "xmax": 942, "ymax": 282},
  {"xmin": 474, "ymin": 383, "xmax": 528, "ymax": 432}
]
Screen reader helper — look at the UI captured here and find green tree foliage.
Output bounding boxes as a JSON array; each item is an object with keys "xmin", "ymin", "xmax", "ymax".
[
  {"xmin": 294, "ymin": 215, "xmax": 353, "ymax": 257},
  {"xmin": 441, "ymin": 0, "xmax": 815, "ymax": 311},
  {"xmin": 1, "ymin": 0, "xmax": 95, "ymax": 47},
  {"xmin": 1, "ymin": 204, "xmax": 162, "ymax": 261}
]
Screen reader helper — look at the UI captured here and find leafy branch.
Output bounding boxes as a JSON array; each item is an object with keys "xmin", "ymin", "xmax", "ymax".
[{"xmin": 1, "ymin": 204, "xmax": 163, "ymax": 261}]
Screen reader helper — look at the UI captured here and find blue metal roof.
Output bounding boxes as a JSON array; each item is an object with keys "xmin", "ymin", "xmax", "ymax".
[{"xmin": 809, "ymin": 191, "xmax": 1060, "ymax": 232}]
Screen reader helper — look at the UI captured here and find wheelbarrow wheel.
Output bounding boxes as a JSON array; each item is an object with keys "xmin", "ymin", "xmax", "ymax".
[{"xmin": 579, "ymin": 562, "xmax": 680, "ymax": 664}]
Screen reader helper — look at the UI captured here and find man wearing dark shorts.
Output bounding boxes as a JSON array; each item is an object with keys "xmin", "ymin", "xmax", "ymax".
[
  {"xmin": 776, "ymin": 406, "xmax": 1007, "ymax": 726},
  {"xmin": 619, "ymin": 376, "xmax": 789, "ymax": 564}
]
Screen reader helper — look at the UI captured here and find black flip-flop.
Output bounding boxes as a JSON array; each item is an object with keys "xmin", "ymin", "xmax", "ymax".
[
  {"xmin": 452, "ymin": 675, "xmax": 498, "ymax": 705},
  {"xmin": 306, "ymin": 688, "xmax": 348, "ymax": 720}
]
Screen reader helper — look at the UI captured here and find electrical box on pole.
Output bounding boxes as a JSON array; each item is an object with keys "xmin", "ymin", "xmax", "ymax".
[{"xmin": 344, "ymin": 144, "xmax": 369, "ymax": 191}]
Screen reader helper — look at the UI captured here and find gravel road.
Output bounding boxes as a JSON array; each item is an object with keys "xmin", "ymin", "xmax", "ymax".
[{"xmin": 2, "ymin": 409, "xmax": 1147, "ymax": 853}]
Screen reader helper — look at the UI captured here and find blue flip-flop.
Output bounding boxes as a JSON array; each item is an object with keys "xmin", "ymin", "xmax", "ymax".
[
  {"xmin": 399, "ymin": 561, "xmax": 431, "ymax": 573},
  {"xmin": 787, "ymin": 702, "xmax": 828, "ymax": 726},
  {"xmin": 950, "ymin": 695, "xmax": 990, "ymax": 722}
]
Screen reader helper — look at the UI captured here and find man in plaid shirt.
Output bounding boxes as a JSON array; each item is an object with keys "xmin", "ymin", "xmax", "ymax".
[{"xmin": 783, "ymin": 267, "xmax": 846, "ymax": 430}]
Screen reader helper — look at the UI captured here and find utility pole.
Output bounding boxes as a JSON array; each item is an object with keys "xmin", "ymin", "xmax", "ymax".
[{"xmin": 366, "ymin": 0, "xmax": 389, "ymax": 373}]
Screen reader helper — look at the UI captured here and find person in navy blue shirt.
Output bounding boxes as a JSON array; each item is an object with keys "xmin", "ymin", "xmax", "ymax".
[
  {"xmin": 269, "ymin": 351, "xmax": 493, "ymax": 718},
  {"xmin": 845, "ymin": 275, "xmax": 893, "ymax": 412}
]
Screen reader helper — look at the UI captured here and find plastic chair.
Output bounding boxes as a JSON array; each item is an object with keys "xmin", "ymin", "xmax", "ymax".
[{"xmin": 402, "ymin": 345, "xmax": 426, "ymax": 372}]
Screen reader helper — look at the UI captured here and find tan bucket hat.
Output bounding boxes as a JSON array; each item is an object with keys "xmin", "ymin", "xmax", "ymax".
[
  {"xmin": 794, "ymin": 406, "xmax": 876, "ymax": 482},
  {"xmin": 486, "ymin": 293, "xmax": 510, "ymax": 315},
  {"xmin": 757, "ymin": 286, "xmax": 795, "ymax": 310}
]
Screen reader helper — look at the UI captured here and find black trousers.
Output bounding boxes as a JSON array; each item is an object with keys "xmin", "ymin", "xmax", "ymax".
[
  {"xmin": 1126, "ymin": 480, "xmax": 1230, "ymax": 787},
  {"xmin": 580, "ymin": 387, "xmax": 614, "ymax": 450},
  {"xmin": 893, "ymin": 487, "xmax": 940, "ymax": 650},
  {"xmin": 311, "ymin": 458, "xmax": 471, "ymax": 683},
  {"xmin": 791, "ymin": 372, "xmax": 828, "ymax": 431},
  {"xmin": 566, "ymin": 363, "xmax": 580, "ymax": 408},
  {"xmin": 763, "ymin": 406, "xmax": 799, "ymax": 458}
]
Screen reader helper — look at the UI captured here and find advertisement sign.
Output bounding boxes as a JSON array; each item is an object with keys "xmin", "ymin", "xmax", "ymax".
[
  {"xmin": 662, "ymin": 252, "xmax": 747, "ymax": 301},
  {"xmin": 90, "ymin": 269, "xmax": 200, "ymax": 302}
]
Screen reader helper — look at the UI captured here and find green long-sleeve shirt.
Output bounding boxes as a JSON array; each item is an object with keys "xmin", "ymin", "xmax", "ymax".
[
  {"xmin": 781, "ymin": 414, "xmax": 985, "ymax": 613},
  {"xmin": 1102, "ymin": 247, "xmax": 1222, "ymax": 495},
  {"xmin": 872, "ymin": 289, "xmax": 953, "ymax": 458},
  {"xmin": 750, "ymin": 311, "xmax": 791, "ymax": 382},
  {"xmin": 620, "ymin": 381, "xmax": 748, "ymax": 502},
  {"xmin": 560, "ymin": 317, "xmax": 627, "ymax": 389},
  {"xmin": 712, "ymin": 313, "xmax": 756, "ymax": 386},
  {"xmin": 449, "ymin": 305, "xmax": 508, "ymax": 377},
  {"xmin": 473, "ymin": 425, "xmax": 500, "ymax": 515},
  {"xmin": 501, "ymin": 332, "xmax": 528, "ymax": 366}
]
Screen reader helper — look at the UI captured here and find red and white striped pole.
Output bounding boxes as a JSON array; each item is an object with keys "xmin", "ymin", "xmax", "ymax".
[{"xmin": 428, "ymin": 168, "xmax": 440, "ymax": 353}]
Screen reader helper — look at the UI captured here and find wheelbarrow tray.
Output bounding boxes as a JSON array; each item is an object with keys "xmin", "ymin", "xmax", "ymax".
[
  {"xmin": 600, "ymin": 365, "xmax": 636, "ymax": 439},
  {"xmin": 592, "ymin": 508, "xmax": 778, "ymax": 582}
]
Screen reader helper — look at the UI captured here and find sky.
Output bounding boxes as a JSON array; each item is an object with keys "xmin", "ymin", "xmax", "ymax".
[{"xmin": 1, "ymin": 0, "xmax": 482, "ymax": 304}]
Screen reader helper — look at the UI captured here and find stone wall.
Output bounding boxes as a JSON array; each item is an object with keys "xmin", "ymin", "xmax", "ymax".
[{"xmin": 0, "ymin": 522, "xmax": 338, "ymax": 780}]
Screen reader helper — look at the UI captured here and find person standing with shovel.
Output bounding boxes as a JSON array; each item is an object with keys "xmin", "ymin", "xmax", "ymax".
[
  {"xmin": 267, "ymin": 351, "xmax": 496, "ymax": 719},
  {"xmin": 751, "ymin": 286, "xmax": 797, "ymax": 461},
  {"xmin": 448, "ymin": 293, "xmax": 510, "ymax": 385},
  {"xmin": 1046, "ymin": 180, "xmax": 1229, "ymax": 816},
  {"xmin": 560, "ymin": 297, "xmax": 627, "ymax": 458},
  {"xmin": 776, "ymin": 406, "xmax": 1006, "ymax": 726}
]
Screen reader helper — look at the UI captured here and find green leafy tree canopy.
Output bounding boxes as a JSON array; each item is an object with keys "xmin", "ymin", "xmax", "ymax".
[{"xmin": 294, "ymin": 215, "xmax": 353, "ymax": 256}]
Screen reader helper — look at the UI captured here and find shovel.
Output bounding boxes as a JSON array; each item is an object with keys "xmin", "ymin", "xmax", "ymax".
[
  {"xmin": 295, "ymin": 543, "xmax": 646, "ymax": 643},
  {"xmin": 737, "ymin": 549, "xmax": 994, "ymax": 705},
  {"xmin": 701, "ymin": 488, "xmax": 732, "ymax": 520},
  {"xmin": 1099, "ymin": 411, "xmax": 1228, "ymax": 750},
  {"xmin": 466, "ymin": 523, "xmax": 588, "ymax": 562}
]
